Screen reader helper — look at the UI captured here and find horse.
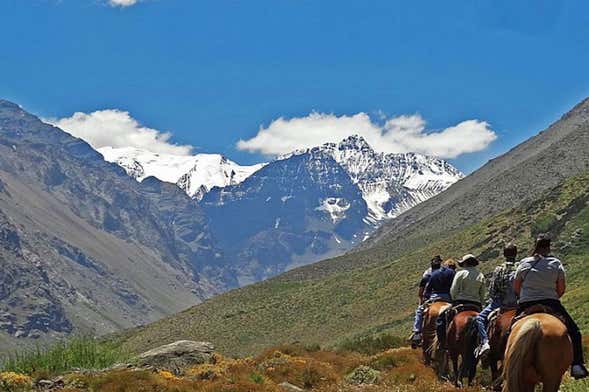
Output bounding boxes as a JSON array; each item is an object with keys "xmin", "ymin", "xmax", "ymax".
[
  {"xmin": 421, "ymin": 301, "xmax": 451, "ymax": 367},
  {"xmin": 502, "ymin": 313, "xmax": 572, "ymax": 392},
  {"xmin": 446, "ymin": 309, "xmax": 480, "ymax": 387},
  {"xmin": 484, "ymin": 309, "xmax": 516, "ymax": 390}
]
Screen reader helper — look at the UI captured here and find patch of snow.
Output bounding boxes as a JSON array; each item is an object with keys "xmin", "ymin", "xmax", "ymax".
[
  {"xmin": 281, "ymin": 195, "xmax": 294, "ymax": 203},
  {"xmin": 315, "ymin": 197, "xmax": 350, "ymax": 224},
  {"xmin": 274, "ymin": 218, "xmax": 281, "ymax": 228}
]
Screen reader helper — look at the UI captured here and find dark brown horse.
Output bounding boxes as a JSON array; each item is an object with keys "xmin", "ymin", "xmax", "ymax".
[
  {"xmin": 422, "ymin": 301, "xmax": 451, "ymax": 367},
  {"xmin": 484, "ymin": 309, "xmax": 516, "ymax": 390},
  {"xmin": 447, "ymin": 310, "xmax": 480, "ymax": 387},
  {"xmin": 502, "ymin": 313, "xmax": 572, "ymax": 392}
]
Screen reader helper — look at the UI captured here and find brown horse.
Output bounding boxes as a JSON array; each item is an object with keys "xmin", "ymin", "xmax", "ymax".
[
  {"xmin": 447, "ymin": 310, "xmax": 480, "ymax": 387},
  {"xmin": 421, "ymin": 301, "xmax": 451, "ymax": 366},
  {"xmin": 484, "ymin": 309, "xmax": 516, "ymax": 390},
  {"xmin": 502, "ymin": 314, "xmax": 572, "ymax": 392}
]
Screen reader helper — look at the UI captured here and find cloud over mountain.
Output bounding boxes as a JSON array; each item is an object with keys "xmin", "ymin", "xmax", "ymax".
[
  {"xmin": 237, "ymin": 112, "xmax": 497, "ymax": 159},
  {"xmin": 48, "ymin": 109, "xmax": 192, "ymax": 156}
]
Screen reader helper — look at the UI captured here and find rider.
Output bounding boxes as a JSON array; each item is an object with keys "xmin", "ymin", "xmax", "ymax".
[
  {"xmin": 513, "ymin": 235, "xmax": 589, "ymax": 379},
  {"xmin": 475, "ymin": 243, "xmax": 519, "ymax": 359},
  {"xmin": 426, "ymin": 258, "xmax": 457, "ymax": 302},
  {"xmin": 436, "ymin": 254, "xmax": 486, "ymax": 349},
  {"xmin": 411, "ymin": 256, "xmax": 443, "ymax": 346}
]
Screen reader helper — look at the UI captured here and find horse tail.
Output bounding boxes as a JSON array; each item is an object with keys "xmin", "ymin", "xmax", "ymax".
[
  {"xmin": 462, "ymin": 316, "xmax": 479, "ymax": 374},
  {"xmin": 502, "ymin": 318, "xmax": 542, "ymax": 392}
]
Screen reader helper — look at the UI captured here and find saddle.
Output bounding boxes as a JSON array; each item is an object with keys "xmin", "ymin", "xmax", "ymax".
[
  {"xmin": 487, "ymin": 305, "xmax": 517, "ymax": 324},
  {"xmin": 444, "ymin": 303, "xmax": 481, "ymax": 329},
  {"xmin": 451, "ymin": 303, "xmax": 482, "ymax": 315},
  {"xmin": 511, "ymin": 304, "xmax": 568, "ymax": 328}
]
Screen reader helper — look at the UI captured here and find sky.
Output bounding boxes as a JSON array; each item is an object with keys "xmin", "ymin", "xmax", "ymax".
[{"xmin": 1, "ymin": 1, "xmax": 588, "ymax": 173}]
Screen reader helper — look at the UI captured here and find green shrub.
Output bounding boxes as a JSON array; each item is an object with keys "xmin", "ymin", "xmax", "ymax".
[
  {"xmin": 338, "ymin": 333, "xmax": 404, "ymax": 355},
  {"xmin": 345, "ymin": 365, "xmax": 381, "ymax": 385},
  {"xmin": 0, "ymin": 337, "xmax": 128, "ymax": 376},
  {"xmin": 249, "ymin": 372, "xmax": 264, "ymax": 384}
]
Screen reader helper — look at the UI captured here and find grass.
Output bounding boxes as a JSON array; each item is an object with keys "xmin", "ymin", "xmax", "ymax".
[{"xmin": 0, "ymin": 337, "xmax": 128, "ymax": 379}]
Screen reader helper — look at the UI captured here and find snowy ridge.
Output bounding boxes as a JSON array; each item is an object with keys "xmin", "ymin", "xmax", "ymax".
[
  {"xmin": 99, "ymin": 136, "xmax": 462, "ymax": 221},
  {"xmin": 280, "ymin": 135, "xmax": 464, "ymax": 222},
  {"xmin": 177, "ymin": 155, "xmax": 265, "ymax": 200},
  {"xmin": 98, "ymin": 146, "xmax": 265, "ymax": 200}
]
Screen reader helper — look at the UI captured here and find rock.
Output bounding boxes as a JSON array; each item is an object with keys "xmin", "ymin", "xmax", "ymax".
[
  {"xmin": 36, "ymin": 379, "xmax": 54, "ymax": 389},
  {"xmin": 279, "ymin": 382, "xmax": 304, "ymax": 392},
  {"xmin": 345, "ymin": 365, "xmax": 381, "ymax": 385},
  {"xmin": 135, "ymin": 340, "xmax": 215, "ymax": 375}
]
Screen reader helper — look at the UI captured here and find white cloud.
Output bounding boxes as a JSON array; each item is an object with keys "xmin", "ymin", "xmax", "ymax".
[
  {"xmin": 108, "ymin": 0, "xmax": 139, "ymax": 7},
  {"xmin": 48, "ymin": 109, "xmax": 192, "ymax": 156},
  {"xmin": 237, "ymin": 112, "xmax": 497, "ymax": 159}
]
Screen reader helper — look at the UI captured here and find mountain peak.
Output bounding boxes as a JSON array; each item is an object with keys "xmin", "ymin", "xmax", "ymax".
[{"xmin": 337, "ymin": 135, "xmax": 372, "ymax": 151}]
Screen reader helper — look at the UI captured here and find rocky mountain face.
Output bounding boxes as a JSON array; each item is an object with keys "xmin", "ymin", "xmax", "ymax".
[
  {"xmin": 199, "ymin": 137, "xmax": 461, "ymax": 284},
  {"xmin": 201, "ymin": 149, "xmax": 370, "ymax": 285},
  {"xmin": 0, "ymin": 100, "xmax": 232, "ymax": 349},
  {"xmin": 98, "ymin": 147, "xmax": 264, "ymax": 200},
  {"xmin": 285, "ymin": 136, "xmax": 463, "ymax": 222}
]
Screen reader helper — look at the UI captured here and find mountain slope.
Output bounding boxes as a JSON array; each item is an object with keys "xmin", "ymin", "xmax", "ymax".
[
  {"xmin": 117, "ymin": 98, "xmax": 589, "ymax": 357},
  {"xmin": 0, "ymin": 101, "xmax": 231, "ymax": 349}
]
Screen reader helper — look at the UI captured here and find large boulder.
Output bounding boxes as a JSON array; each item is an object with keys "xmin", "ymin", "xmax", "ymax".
[{"xmin": 135, "ymin": 340, "xmax": 215, "ymax": 375}]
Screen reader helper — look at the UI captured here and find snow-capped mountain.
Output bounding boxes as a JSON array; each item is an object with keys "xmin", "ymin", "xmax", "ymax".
[
  {"xmin": 98, "ymin": 146, "xmax": 265, "ymax": 200},
  {"xmin": 280, "ymin": 135, "xmax": 464, "ymax": 222},
  {"xmin": 199, "ymin": 136, "xmax": 462, "ymax": 283}
]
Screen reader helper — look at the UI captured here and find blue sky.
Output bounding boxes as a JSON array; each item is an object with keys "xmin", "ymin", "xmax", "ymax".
[{"xmin": 1, "ymin": 0, "xmax": 588, "ymax": 173}]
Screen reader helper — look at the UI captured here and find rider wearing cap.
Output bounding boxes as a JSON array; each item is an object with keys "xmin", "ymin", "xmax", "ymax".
[
  {"xmin": 475, "ymin": 243, "xmax": 519, "ymax": 359},
  {"xmin": 411, "ymin": 256, "xmax": 443, "ymax": 346},
  {"xmin": 513, "ymin": 235, "xmax": 588, "ymax": 379},
  {"xmin": 436, "ymin": 254, "xmax": 486, "ymax": 349}
]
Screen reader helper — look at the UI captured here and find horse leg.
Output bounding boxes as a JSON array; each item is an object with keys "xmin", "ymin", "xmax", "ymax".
[
  {"xmin": 541, "ymin": 377, "xmax": 563, "ymax": 392},
  {"xmin": 451, "ymin": 353, "xmax": 462, "ymax": 388},
  {"xmin": 490, "ymin": 359, "xmax": 502, "ymax": 391},
  {"xmin": 423, "ymin": 338, "xmax": 432, "ymax": 366}
]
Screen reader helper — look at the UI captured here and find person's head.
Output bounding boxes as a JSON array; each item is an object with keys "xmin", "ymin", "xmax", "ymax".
[
  {"xmin": 444, "ymin": 258, "xmax": 457, "ymax": 270},
  {"xmin": 504, "ymin": 243, "xmax": 518, "ymax": 261},
  {"xmin": 459, "ymin": 254, "xmax": 479, "ymax": 268},
  {"xmin": 431, "ymin": 255, "xmax": 442, "ymax": 270},
  {"xmin": 533, "ymin": 234, "xmax": 551, "ymax": 256}
]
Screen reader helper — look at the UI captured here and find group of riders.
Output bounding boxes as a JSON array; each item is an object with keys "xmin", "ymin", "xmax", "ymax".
[{"xmin": 409, "ymin": 234, "xmax": 588, "ymax": 388}]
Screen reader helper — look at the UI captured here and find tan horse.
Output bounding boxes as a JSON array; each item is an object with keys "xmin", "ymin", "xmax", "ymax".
[
  {"xmin": 422, "ymin": 301, "xmax": 451, "ymax": 367},
  {"xmin": 502, "ymin": 313, "xmax": 573, "ymax": 392}
]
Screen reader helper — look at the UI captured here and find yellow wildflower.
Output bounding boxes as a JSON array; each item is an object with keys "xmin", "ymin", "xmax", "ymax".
[{"xmin": 0, "ymin": 372, "xmax": 33, "ymax": 390}]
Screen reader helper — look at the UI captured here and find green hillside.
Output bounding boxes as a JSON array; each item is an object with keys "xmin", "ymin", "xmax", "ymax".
[{"xmin": 118, "ymin": 170, "xmax": 589, "ymax": 357}]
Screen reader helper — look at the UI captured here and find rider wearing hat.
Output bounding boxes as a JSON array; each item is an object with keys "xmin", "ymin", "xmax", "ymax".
[
  {"xmin": 475, "ymin": 243, "xmax": 519, "ymax": 359},
  {"xmin": 513, "ymin": 235, "xmax": 588, "ymax": 379},
  {"xmin": 436, "ymin": 254, "xmax": 486, "ymax": 348},
  {"xmin": 411, "ymin": 256, "xmax": 443, "ymax": 346}
]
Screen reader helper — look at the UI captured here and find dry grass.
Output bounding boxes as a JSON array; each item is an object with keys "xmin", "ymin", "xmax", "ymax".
[
  {"xmin": 36, "ymin": 346, "xmax": 487, "ymax": 392},
  {"xmin": 6, "ymin": 343, "xmax": 589, "ymax": 391}
]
